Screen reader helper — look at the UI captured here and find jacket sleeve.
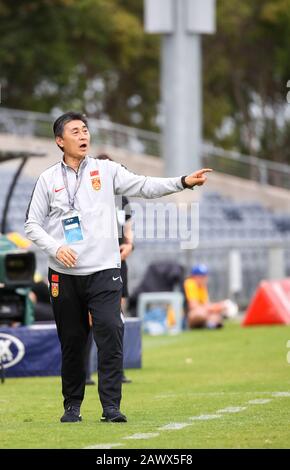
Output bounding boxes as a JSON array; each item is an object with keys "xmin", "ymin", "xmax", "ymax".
[
  {"xmin": 112, "ymin": 162, "xmax": 184, "ymax": 198},
  {"xmin": 24, "ymin": 175, "xmax": 61, "ymax": 257}
]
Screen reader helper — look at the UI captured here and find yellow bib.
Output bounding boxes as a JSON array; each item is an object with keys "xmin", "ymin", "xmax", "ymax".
[{"xmin": 184, "ymin": 278, "xmax": 209, "ymax": 304}]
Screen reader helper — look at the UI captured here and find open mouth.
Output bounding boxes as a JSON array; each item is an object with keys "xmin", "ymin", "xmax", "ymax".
[{"xmin": 79, "ymin": 143, "xmax": 87, "ymax": 150}]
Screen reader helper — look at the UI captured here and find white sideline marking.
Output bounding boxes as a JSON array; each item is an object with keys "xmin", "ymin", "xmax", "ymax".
[
  {"xmin": 85, "ymin": 392, "xmax": 284, "ymax": 449},
  {"xmin": 158, "ymin": 422, "xmax": 191, "ymax": 431},
  {"xmin": 123, "ymin": 433, "xmax": 159, "ymax": 440},
  {"xmin": 216, "ymin": 406, "xmax": 247, "ymax": 414},
  {"xmin": 189, "ymin": 414, "xmax": 222, "ymax": 421},
  {"xmin": 272, "ymin": 392, "xmax": 290, "ymax": 397},
  {"xmin": 84, "ymin": 443, "xmax": 124, "ymax": 449},
  {"xmin": 247, "ymin": 399, "xmax": 272, "ymax": 405}
]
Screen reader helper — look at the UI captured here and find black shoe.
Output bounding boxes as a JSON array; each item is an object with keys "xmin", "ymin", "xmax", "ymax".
[
  {"xmin": 60, "ymin": 404, "xmax": 82, "ymax": 423},
  {"xmin": 121, "ymin": 374, "xmax": 132, "ymax": 384},
  {"xmin": 85, "ymin": 378, "xmax": 96, "ymax": 386},
  {"xmin": 101, "ymin": 407, "xmax": 127, "ymax": 423}
]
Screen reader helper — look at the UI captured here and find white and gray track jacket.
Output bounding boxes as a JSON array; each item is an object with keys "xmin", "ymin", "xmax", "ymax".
[{"xmin": 24, "ymin": 156, "xmax": 186, "ymax": 275}]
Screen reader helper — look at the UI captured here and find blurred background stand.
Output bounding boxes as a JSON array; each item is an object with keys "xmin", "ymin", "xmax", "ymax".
[{"xmin": 0, "ymin": 149, "xmax": 45, "ymax": 234}]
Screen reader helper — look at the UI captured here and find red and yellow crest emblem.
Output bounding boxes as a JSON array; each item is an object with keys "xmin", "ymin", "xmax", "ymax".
[
  {"xmin": 51, "ymin": 274, "xmax": 59, "ymax": 298},
  {"xmin": 51, "ymin": 283, "xmax": 59, "ymax": 298},
  {"xmin": 90, "ymin": 170, "xmax": 101, "ymax": 191}
]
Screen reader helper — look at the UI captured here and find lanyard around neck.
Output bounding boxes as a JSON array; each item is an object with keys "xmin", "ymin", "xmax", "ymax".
[{"xmin": 61, "ymin": 161, "xmax": 86, "ymax": 211}]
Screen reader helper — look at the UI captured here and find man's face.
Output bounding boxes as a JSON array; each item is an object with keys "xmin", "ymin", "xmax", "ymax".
[{"xmin": 56, "ymin": 120, "xmax": 90, "ymax": 158}]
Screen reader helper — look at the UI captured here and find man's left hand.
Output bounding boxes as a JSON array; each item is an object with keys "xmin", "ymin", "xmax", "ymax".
[{"xmin": 120, "ymin": 243, "xmax": 133, "ymax": 261}]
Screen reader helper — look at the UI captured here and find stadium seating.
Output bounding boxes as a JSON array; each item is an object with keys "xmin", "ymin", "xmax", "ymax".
[{"xmin": 1, "ymin": 169, "xmax": 290, "ymax": 307}]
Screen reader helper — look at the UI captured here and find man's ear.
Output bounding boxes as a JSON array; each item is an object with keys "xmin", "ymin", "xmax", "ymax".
[{"xmin": 56, "ymin": 136, "xmax": 64, "ymax": 149}]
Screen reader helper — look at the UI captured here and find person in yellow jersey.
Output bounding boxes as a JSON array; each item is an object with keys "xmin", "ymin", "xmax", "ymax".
[{"xmin": 184, "ymin": 264, "xmax": 238, "ymax": 329}]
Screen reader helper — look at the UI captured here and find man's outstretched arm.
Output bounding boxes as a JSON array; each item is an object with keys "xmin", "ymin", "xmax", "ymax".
[{"xmin": 112, "ymin": 162, "xmax": 212, "ymax": 198}]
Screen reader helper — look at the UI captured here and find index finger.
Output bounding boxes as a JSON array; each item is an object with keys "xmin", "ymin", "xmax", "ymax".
[{"xmin": 199, "ymin": 168, "xmax": 213, "ymax": 173}]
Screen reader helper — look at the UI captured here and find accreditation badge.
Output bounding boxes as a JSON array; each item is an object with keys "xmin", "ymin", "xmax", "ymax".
[
  {"xmin": 61, "ymin": 212, "xmax": 83, "ymax": 244},
  {"xmin": 90, "ymin": 170, "xmax": 101, "ymax": 191}
]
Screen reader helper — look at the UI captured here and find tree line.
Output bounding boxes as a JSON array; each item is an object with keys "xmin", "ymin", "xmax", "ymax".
[{"xmin": 1, "ymin": 0, "xmax": 290, "ymax": 163}]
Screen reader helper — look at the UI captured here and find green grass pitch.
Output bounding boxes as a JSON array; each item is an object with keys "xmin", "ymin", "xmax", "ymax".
[{"xmin": 1, "ymin": 322, "xmax": 290, "ymax": 449}]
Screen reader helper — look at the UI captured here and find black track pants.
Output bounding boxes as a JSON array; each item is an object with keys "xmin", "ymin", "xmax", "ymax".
[{"xmin": 48, "ymin": 267, "xmax": 124, "ymax": 411}]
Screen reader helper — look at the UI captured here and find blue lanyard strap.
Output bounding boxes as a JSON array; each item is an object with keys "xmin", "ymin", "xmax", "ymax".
[{"xmin": 61, "ymin": 159, "xmax": 86, "ymax": 211}]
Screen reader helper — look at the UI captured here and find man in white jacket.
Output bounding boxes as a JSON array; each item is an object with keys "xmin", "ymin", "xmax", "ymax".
[{"xmin": 25, "ymin": 111, "xmax": 212, "ymax": 423}]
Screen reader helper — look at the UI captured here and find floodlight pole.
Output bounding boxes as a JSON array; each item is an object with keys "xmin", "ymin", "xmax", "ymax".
[{"xmin": 145, "ymin": 0, "xmax": 216, "ymax": 176}]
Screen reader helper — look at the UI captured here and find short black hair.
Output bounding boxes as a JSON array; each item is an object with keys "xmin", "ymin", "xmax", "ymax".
[{"xmin": 53, "ymin": 111, "xmax": 88, "ymax": 138}]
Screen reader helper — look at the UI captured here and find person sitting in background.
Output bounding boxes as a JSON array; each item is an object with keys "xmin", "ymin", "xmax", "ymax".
[{"xmin": 184, "ymin": 264, "xmax": 238, "ymax": 329}]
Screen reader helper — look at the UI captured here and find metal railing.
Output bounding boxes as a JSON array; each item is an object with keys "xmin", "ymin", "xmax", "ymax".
[
  {"xmin": 0, "ymin": 107, "xmax": 161, "ymax": 157},
  {"xmin": 1, "ymin": 107, "xmax": 290, "ymax": 189},
  {"xmin": 203, "ymin": 143, "xmax": 290, "ymax": 190}
]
